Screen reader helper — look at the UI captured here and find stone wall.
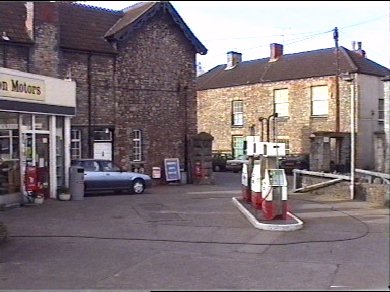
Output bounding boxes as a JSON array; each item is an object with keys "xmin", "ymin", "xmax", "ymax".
[
  {"xmin": 114, "ymin": 11, "xmax": 196, "ymax": 175},
  {"xmin": 0, "ymin": 4, "xmax": 198, "ymax": 180},
  {"xmin": 198, "ymin": 76, "xmax": 355, "ymax": 157},
  {"xmin": 300, "ymin": 176, "xmax": 389, "ymax": 206}
]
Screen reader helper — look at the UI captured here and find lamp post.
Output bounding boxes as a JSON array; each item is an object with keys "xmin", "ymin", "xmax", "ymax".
[{"xmin": 341, "ymin": 72, "xmax": 355, "ymax": 200}]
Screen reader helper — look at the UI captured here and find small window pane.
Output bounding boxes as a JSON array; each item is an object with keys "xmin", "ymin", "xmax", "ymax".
[
  {"xmin": 311, "ymin": 86, "xmax": 328, "ymax": 116},
  {"xmin": 133, "ymin": 130, "xmax": 142, "ymax": 161},
  {"xmin": 274, "ymin": 89, "xmax": 289, "ymax": 117},
  {"xmin": 232, "ymin": 101, "xmax": 244, "ymax": 126}
]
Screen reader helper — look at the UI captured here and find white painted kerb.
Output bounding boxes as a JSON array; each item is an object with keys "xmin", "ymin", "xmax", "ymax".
[{"xmin": 232, "ymin": 197, "xmax": 304, "ymax": 231}]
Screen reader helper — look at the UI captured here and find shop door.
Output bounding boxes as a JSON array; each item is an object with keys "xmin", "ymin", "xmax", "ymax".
[{"xmin": 36, "ymin": 134, "xmax": 50, "ymax": 198}]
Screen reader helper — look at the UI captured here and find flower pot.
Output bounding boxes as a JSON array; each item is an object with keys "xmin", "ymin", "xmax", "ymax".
[
  {"xmin": 34, "ymin": 197, "xmax": 44, "ymax": 204},
  {"xmin": 58, "ymin": 193, "xmax": 71, "ymax": 201}
]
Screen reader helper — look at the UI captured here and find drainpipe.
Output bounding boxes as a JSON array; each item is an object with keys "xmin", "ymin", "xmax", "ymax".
[
  {"xmin": 88, "ymin": 52, "xmax": 92, "ymax": 158},
  {"xmin": 350, "ymin": 77, "xmax": 355, "ymax": 200}
]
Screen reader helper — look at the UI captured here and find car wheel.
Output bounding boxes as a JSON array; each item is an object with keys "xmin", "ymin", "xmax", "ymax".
[
  {"xmin": 131, "ymin": 179, "xmax": 145, "ymax": 194},
  {"xmin": 214, "ymin": 165, "xmax": 221, "ymax": 172}
]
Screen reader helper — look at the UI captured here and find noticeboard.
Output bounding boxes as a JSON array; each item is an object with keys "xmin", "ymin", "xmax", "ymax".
[{"xmin": 164, "ymin": 158, "xmax": 181, "ymax": 182}]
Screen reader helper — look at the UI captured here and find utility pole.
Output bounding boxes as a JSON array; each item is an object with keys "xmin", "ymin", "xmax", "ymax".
[
  {"xmin": 333, "ymin": 27, "xmax": 340, "ymax": 133},
  {"xmin": 333, "ymin": 27, "xmax": 342, "ymax": 169}
]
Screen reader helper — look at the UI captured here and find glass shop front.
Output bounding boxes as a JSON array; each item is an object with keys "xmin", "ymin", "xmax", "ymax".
[{"xmin": 0, "ymin": 68, "xmax": 76, "ymax": 205}]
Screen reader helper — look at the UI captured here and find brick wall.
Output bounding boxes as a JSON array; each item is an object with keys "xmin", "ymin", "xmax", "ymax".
[
  {"xmin": 0, "ymin": 45, "xmax": 29, "ymax": 71},
  {"xmin": 198, "ymin": 76, "xmax": 354, "ymax": 158},
  {"xmin": 1, "ymin": 4, "xmax": 198, "ymax": 180},
  {"xmin": 114, "ymin": 11, "xmax": 196, "ymax": 174}
]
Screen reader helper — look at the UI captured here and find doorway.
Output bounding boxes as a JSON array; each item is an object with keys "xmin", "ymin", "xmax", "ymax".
[{"xmin": 36, "ymin": 134, "xmax": 50, "ymax": 198}]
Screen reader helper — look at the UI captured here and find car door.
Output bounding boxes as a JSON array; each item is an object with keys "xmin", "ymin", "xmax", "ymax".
[
  {"xmin": 99, "ymin": 160, "xmax": 128, "ymax": 190},
  {"xmin": 81, "ymin": 160, "xmax": 103, "ymax": 191}
]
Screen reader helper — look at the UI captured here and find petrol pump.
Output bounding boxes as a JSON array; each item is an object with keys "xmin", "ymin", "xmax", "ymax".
[
  {"xmin": 261, "ymin": 168, "xmax": 288, "ymax": 220},
  {"xmin": 260, "ymin": 142, "xmax": 288, "ymax": 220},
  {"xmin": 241, "ymin": 162, "xmax": 250, "ymax": 203},
  {"xmin": 241, "ymin": 136, "xmax": 259, "ymax": 203},
  {"xmin": 250, "ymin": 158, "xmax": 264, "ymax": 209},
  {"xmin": 249, "ymin": 141, "xmax": 268, "ymax": 209}
]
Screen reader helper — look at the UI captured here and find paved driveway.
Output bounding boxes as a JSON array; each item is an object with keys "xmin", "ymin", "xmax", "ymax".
[{"xmin": 0, "ymin": 172, "xmax": 388, "ymax": 290}]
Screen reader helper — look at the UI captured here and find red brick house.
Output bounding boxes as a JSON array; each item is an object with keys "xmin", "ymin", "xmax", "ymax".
[
  {"xmin": 0, "ymin": 1, "xmax": 207, "ymax": 187},
  {"xmin": 196, "ymin": 43, "xmax": 389, "ymax": 171}
]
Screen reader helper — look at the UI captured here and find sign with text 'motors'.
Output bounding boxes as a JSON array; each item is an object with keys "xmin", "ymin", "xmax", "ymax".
[
  {"xmin": 164, "ymin": 158, "xmax": 181, "ymax": 182},
  {"xmin": 0, "ymin": 73, "xmax": 46, "ymax": 101}
]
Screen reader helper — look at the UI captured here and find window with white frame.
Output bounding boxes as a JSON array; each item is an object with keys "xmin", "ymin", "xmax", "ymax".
[
  {"xmin": 378, "ymin": 97, "xmax": 384, "ymax": 123},
  {"xmin": 274, "ymin": 89, "xmax": 289, "ymax": 117},
  {"xmin": 276, "ymin": 136, "xmax": 290, "ymax": 155},
  {"xmin": 71, "ymin": 129, "xmax": 81, "ymax": 160},
  {"xmin": 232, "ymin": 135, "xmax": 245, "ymax": 157},
  {"xmin": 311, "ymin": 85, "xmax": 329, "ymax": 116},
  {"xmin": 232, "ymin": 100, "xmax": 244, "ymax": 126},
  {"xmin": 133, "ymin": 130, "xmax": 142, "ymax": 162}
]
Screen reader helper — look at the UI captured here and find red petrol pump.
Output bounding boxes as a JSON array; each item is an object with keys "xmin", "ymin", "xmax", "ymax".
[
  {"xmin": 260, "ymin": 142, "xmax": 288, "ymax": 220},
  {"xmin": 261, "ymin": 168, "xmax": 288, "ymax": 220},
  {"xmin": 248, "ymin": 141, "xmax": 288, "ymax": 219}
]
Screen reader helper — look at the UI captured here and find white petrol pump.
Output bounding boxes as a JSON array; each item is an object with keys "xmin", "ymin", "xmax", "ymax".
[
  {"xmin": 242, "ymin": 136, "xmax": 288, "ymax": 220},
  {"xmin": 241, "ymin": 136, "xmax": 260, "ymax": 204}
]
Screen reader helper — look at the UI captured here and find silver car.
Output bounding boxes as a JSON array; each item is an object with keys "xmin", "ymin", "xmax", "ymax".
[
  {"xmin": 225, "ymin": 154, "xmax": 249, "ymax": 173},
  {"xmin": 71, "ymin": 159, "xmax": 152, "ymax": 194}
]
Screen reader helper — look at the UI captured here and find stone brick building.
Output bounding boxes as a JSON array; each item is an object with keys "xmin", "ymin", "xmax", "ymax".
[
  {"xmin": 197, "ymin": 43, "xmax": 389, "ymax": 171},
  {"xmin": 0, "ymin": 1, "xmax": 207, "ymax": 179}
]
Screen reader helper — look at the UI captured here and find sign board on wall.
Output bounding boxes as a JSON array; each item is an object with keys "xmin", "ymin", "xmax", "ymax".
[
  {"xmin": 164, "ymin": 158, "xmax": 181, "ymax": 182},
  {"xmin": 0, "ymin": 73, "xmax": 46, "ymax": 101},
  {"xmin": 152, "ymin": 167, "xmax": 161, "ymax": 179}
]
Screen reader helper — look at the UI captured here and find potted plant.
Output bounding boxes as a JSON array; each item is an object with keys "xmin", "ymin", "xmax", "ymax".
[
  {"xmin": 34, "ymin": 194, "xmax": 45, "ymax": 204},
  {"xmin": 57, "ymin": 186, "xmax": 71, "ymax": 201}
]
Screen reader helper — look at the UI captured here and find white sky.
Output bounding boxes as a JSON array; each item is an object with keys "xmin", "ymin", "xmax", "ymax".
[{"xmin": 78, "ymin": 1, "xmax": 390, "ymax": 72}]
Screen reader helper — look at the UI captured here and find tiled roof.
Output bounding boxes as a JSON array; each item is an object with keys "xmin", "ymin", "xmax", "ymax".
[
  {"xmin": 59, "ymin": 2, "xmax": 122, "ymax": 53},
  {"xmin": 0, "ymin": 1, "xmax": 207, "ymax": 55},
  {"xmin": 197, "ymin": 47, "xmax": 390, "ymax": 90},
  {"xmin": 104, "ymin": 1, "xmax": 207, "ymax": 55},
  {"xmin": 104, "ymin": 2, "xmax": 156, "ymax": 38}
]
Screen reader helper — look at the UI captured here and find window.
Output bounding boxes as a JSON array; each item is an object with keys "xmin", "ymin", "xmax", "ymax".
[
  {"xmin": 232, "ymin": 100, "xmax": 244, "ymax": 126},
  {"xmin": 378, "ymin": 97, "xmax": 384, "ymax": 123},
  {"xmin": 100, "ymin": 160, "xmax": 121, "ymax": 172},
  {"xmin": 232, "ymin": 136, "xmax": 245, "ymax": 157},
  {"xmin": 71, "ymin": 129, "xmax": 81, "ymax": 160},
  {"xmin": 93, "ymin": 129, "xmax": 112, "ymax": 141},
  {"xmin": 311, "ymin": 85, "xmax": 328, "ymax": 116},
  {"xmin": 276, "ymin": 137, "xmax": 290, "ymax": 155},
  {"xmin": 0, "ymin": 130, "xmax": 19, "ymax": 160},
  {"xmin": 274, "ymin": 89, "xmax": 289, "ymax": 117},
  {"xmin": 81, "ymin": 160, "xmax": 100, "ymax": 172},
  {"xmin": 133, "ymin": 130, "xmax": 142, "ymax": 162}
]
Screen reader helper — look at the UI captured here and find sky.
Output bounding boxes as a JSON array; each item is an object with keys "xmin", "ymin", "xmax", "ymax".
[{"xmin": 78, "ymin": 1, "xmax": 390, "ymax": 73}]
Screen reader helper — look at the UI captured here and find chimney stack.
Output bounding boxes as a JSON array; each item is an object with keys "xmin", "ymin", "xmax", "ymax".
[
  {"xmin": 25, "ymin": 2, "xmax": 34, "ymax": 40},
  {"xmin": 225, "ymin": 51, "xmax": 242, "ymax": 70},
  {"xmin": 354, "ymin": 41, "xmax": 366, "ymax": 58},
  {"xmin": 270, "ymin": 43, "xmax": 283, "ymax": 61}
]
